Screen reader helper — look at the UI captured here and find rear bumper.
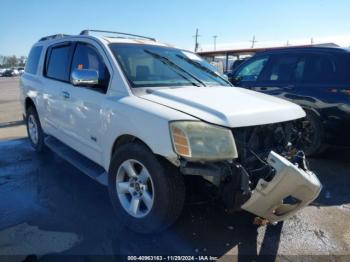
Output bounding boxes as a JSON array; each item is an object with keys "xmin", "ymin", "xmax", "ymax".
[{"xmin": 241, "ymin": 151, "xmax": 322, "ymax": 223}]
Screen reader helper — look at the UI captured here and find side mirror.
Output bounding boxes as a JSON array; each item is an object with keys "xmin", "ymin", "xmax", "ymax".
[
  {"xmin": 230, "ymin": 76, "xmax": 242, "ymax": 86},
  {"xmin": 71, "ymin": 69, "xmax": 99, "ymax": 87}
]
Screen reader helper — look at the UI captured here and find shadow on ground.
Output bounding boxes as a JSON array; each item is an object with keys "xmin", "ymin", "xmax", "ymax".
[{"xmin": 0, "ymin": 139, "xmax": 349, "ymax": 260}]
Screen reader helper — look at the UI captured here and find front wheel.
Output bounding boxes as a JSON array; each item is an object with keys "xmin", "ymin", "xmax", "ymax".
[{"xmin": 108, "ymin": 142, "xmax": 185, "ymax": 234}]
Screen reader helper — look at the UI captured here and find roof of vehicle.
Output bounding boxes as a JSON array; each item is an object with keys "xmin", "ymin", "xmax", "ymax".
[
  {"xmin": 256, "ymin": 45, "xmax": 350, "ymax": 55},
  {"xmin": 36, "ymin": 30, "xmax": 170, "ymax": 48}
]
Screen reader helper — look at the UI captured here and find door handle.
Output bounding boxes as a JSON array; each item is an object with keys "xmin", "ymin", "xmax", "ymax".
[{"xmin": 62, "ymin": 91, "xmax": 70, "ymax": 99}]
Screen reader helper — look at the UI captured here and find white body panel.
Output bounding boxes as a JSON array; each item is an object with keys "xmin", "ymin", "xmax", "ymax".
[{"xmin": 139, "ymin": 86, "xmax": 306, "ymax": 128}]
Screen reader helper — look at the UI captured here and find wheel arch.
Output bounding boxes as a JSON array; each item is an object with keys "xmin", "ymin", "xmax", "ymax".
[
  {"xmin": 109, "ymin": 134, "xmax": 178, "ymax": 170},
  {"xmin": 25, "ymin": 97, "xmax": 36, "ymax": 113}
]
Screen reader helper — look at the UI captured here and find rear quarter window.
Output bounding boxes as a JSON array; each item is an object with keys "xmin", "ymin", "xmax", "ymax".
[{"xmin": 25, "ymin": 46, "xmax": 43, "ymax": 74}]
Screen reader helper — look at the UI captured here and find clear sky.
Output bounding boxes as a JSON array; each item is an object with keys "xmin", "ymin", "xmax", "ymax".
[{"xmin": 1, "ymin": 0, "xmax": 350, "ymax": 56}]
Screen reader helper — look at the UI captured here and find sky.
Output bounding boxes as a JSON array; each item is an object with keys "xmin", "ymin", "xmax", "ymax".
[{"xmin": 1, "ymin": 0, "xmax": 350, "ymax": 56}]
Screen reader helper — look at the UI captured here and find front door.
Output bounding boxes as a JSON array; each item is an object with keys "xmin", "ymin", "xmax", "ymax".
[{"xmin": 62, "ymin": 41, "xmax": 111, "ymax": 164}]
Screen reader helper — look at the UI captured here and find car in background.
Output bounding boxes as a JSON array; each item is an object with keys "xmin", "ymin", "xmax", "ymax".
[
  {"xmin": 2, "ymin": 68, "xmax": 20, "ymax": 77},
  {"xmin": 230, "ymin": 46, "xmax": 350, "ymax": 155},
  {"xmin": 17, "ymin": 67, "xmax": 25, "ymax": 75},
  {"xmin": 0, "ymin": 68, "xmax": 7, "ymax": 76}
]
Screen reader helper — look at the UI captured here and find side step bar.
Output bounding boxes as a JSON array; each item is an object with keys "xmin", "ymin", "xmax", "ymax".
[{"xmin": 44, "ymin": 136, "xmax": 108, "ymax": 186}]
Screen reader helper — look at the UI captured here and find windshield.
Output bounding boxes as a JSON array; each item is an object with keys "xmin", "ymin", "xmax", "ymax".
[{"xmin": 109, "ymin": 43, "xmax": 231, "ymax": 88}]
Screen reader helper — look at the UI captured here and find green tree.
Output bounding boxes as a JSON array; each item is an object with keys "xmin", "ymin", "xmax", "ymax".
[{"xmin": 4, "ymin": 55, "xmax": 18, "ymax": 67}]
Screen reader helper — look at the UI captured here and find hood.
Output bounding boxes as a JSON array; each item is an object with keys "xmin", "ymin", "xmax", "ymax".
[{"xmin": 139, "ymin": 86, "xmax": 306, "ymax": 128}]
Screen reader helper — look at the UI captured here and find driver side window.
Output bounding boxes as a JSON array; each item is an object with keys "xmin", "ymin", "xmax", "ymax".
[
  {"xmin": 236, "ymin": 56, "xmax": 269, "ymax": 82},
  {"xmin": 71, "ymin": 43, "xmax": 110, "ymax": 93}
]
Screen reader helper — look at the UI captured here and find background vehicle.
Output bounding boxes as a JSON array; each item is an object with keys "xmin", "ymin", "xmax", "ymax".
[
  {"xmin": 230, "ymin": 46, "xmax": 350, "ymax": 155},
  {"xmin": 17, "ymin": 67, "xmax": 25, "ymax": 75},
  {"xmin": 0, "ymin": 68, "xmax": 7, "ymax": 76},
  {"xmin": 2, "ymin": 68, "xmax": 19, "ymax": 77},
  {"xmin": 20, "ymin": 30, "xmax": 321, "ymax": 233}
]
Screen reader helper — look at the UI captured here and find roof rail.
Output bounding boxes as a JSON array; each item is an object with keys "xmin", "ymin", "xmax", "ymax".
[
  {"xmin": 39, "ymin": 34, "xmax": 71, "ymax": 42},
  {"xmin": 80, "ymin": 29, "xmax": 156, "ymax": 41}
]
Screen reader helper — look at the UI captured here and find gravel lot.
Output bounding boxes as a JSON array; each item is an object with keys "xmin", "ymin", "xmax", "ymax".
[{"xmin": 0, "ymin": 78, "xmax": 350, "ymax": 261}]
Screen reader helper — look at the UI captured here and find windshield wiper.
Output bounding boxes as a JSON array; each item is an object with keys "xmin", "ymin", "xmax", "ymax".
[
  {"xmin": 144, "ymin": 50, "xmax": 206, "ymax": 87},
  {"xmin": 176, "ymin": 54, "xmax": 232, "ymax": 86}
]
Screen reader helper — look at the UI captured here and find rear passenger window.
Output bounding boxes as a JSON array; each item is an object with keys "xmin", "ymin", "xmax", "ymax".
[
  {"xmin": 46, "ymin": 44, "xmax": 72, "ymax": 82},
  {"xmin": 302, "ymin": 54, "xmax": 337, "ymax": 84},
  {"xmin": 25, "ymin": 46, "xmax": 43, "ymax": 74},
  {"xmin": 264, "ymin": 55, "xmax": 299, "ymax": 82}
]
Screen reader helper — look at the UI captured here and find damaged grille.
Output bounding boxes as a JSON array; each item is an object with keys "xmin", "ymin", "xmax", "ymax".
[{"xmin": 232, "ymin": 121, "xmax": 296, "ymax": 186}]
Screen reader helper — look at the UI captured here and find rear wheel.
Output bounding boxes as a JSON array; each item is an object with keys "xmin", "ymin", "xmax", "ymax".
[
  {"xmin": 108, "ymin": 142, "xmax": 185, "ymax": 234},
  {"xmin": 300, "ymin": 111, "xmax": 326, "ymax": 156},
  {"xmin": 26, "ymin": 107, "xmax": 45, "ymax": 152}
]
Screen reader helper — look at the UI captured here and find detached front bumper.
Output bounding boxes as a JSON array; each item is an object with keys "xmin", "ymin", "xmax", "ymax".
[{"xmin": 241, "ymin": 151, "xmax": 322, "ymax": 223}]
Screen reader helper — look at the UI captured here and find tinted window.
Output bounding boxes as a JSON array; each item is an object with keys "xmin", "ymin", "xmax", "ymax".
[
  {"xmin": 46, "ymin": 44, "xmax": 72, "ymax": 81},
  {"xmin": 302, "ymin": 54, "xmax": 337, "ymax": 84},
  {"xmin": 263, "ymin": 55, "xmax": 299, "ymax": 82},
  {"xmin": 236, "ymin": 56, "xmax": 269, "ymax": 82},
  {"xmin": 71, "ymin": 43, "xmax": 110, "ymax": 91},
  {"xmin": 25, "ymin": 46, "xmax": 43, "ymax": 74}
]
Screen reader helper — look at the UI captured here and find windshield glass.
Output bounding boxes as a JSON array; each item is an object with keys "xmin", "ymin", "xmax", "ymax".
[{"xmin": 109, "ymin": 44, "xmax": 231, "ymax": 88}]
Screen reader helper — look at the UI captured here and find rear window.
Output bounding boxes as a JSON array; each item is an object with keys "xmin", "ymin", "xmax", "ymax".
[
  {"xmin": 25, "ymin": 46, "xmax": 43, "ymax": 74},
  {"xmin": 46, "ymin": 44, "xmax": 72, "ymax": 81}
]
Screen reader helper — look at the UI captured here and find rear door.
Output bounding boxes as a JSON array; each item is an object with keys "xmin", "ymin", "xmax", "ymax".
[
  {"xmin": 41, "ymin": 42, "xmax": 74, "ymax": 138},
  {"xmin": 61, "ymin": 41, "xmax": 111, "ymax": 164}
]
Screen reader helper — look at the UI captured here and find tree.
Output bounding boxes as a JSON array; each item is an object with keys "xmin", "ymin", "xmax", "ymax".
[{"xmin": 4, "ymin": 56, "xmax": 18, "ymax": 67}]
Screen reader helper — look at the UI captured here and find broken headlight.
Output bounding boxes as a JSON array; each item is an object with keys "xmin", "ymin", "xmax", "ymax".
[{"xmin": 170, "ymin": 121, "xmax": 238, "ymax": 161}]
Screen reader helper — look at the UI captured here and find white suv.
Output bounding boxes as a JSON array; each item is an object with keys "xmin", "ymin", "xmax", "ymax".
[{"xmin": 20, "ymin": 30, "xmax": 321, "ymax": 233}]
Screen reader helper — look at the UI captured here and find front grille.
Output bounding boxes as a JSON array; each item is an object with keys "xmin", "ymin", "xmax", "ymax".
[{"xmin": 232, "ymin": 122, "xmax": 293, "ymax": 166}]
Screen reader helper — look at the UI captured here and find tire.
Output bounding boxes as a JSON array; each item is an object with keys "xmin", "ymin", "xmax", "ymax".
[
  {"xmin": 26, "ymin": 106, "xmax": 45, "ymax": 152},
  {"xmin": 108, "ymin": 142, "xmax": 185, "ymax": 234},
  {"xmin": 301, "ymin": 111, "xmax": 326, "ymax": 156}
]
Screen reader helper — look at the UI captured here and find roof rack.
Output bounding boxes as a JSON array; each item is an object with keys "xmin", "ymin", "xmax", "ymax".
[
  {"xmin": 39, "ymin": 34, "xmax": 71, "ymax": 42},
  {"xmin": 80, "ymin": 29, "xmax": 156, "ymax": 41}
]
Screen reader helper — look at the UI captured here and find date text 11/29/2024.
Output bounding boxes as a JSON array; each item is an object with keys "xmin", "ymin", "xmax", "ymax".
[{"xmin": 127, "ymin": 255, "xmax": 218, "ymax": 261}]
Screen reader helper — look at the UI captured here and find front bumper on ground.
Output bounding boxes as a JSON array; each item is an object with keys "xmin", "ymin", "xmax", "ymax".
[{"xmin": 241, "ymin": 151, "xmax": 322, "ymax": 223}]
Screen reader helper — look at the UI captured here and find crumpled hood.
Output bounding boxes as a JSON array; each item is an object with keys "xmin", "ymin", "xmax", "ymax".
[{"xmin": 139, "ymin": 86, "xmax": 306, "ymax": 128}]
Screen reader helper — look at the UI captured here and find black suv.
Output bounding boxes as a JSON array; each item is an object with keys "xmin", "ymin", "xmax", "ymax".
[{"xmin": 230, "ymin": 46, "xmax": 350, "ymax": 155}]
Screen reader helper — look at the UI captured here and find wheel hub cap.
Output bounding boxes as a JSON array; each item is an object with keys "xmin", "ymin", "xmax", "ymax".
[{"xmin": 115, "ymin": 159, "xmax": 154, "ymax": 218}]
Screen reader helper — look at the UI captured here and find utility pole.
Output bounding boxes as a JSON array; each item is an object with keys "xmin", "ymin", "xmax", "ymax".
[
  {"xmin": 213, "ymin": 35, "xmax": 218, "ymax": 51},
  {"xmin": 193, "ymin": 28, "xmax": 201, "ymax": 52},
  {"xmin": 250, "ymin": 35, "xmax": 257, "ymax": 48},
  {"xmin": 311, "ymin": 37, "xmax": 314, "ymax": 45},
  {"xmin": 286, "ymin": 40, "xmax": 290, "ymax": 46}
]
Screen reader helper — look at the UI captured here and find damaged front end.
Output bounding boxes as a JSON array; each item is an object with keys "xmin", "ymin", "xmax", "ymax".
[{"xmin": 180, "ymin": 121, "xmax": 322, "ymax": 224}]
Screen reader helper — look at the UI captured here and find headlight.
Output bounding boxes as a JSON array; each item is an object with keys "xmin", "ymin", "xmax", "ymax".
[{"xmin": 170, "ymin": 121, "xmax": 238, "ymax": 161}]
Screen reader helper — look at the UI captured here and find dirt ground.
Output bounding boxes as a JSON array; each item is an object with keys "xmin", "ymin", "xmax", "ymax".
[{"xmin": 0, "ymin": 78, "xmax": 350, "ymax": 261}]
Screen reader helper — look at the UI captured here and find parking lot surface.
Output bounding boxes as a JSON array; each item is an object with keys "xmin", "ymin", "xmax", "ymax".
[{"xmin": 0, "ymin": 78, "xmax": 350, "ymax": 260}]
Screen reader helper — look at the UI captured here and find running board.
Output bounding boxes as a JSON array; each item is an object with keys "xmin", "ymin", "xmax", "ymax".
[{"xmin": 44, "ymin": 136, "xmax": 108, "ymax": 186}]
